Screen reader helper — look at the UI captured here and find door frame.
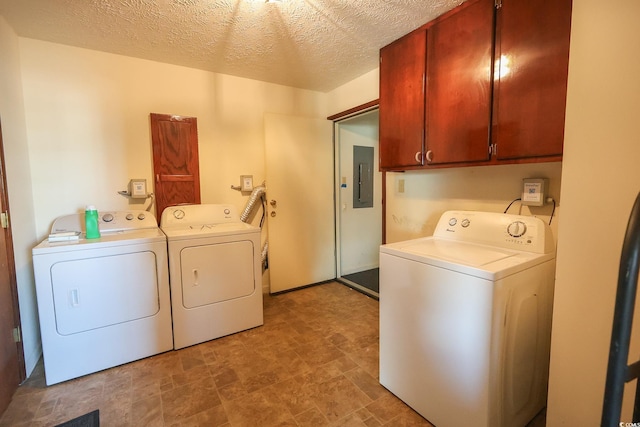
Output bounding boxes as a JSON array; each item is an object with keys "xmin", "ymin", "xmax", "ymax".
[
  {"xmin": 0, "ymin": 120, "xmax": 25, "ymax": 416},
  {"xmin": 328, "ymin": 101, "xmax": 384, "ymax": 297}
]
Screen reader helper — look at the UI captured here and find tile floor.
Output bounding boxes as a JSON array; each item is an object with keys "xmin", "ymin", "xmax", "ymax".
[{"xmin": 0, "ymin": 282, "xmax": 546, "ymax": 426}]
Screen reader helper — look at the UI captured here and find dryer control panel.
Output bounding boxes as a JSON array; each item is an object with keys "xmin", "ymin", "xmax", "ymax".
[
  {"xmin": 434, "ymin": 211, "xmax": 555, "ymax": 254},
  {"xmin": 160, "ymin": 204, "xmax": 240, "ymax": 228}
]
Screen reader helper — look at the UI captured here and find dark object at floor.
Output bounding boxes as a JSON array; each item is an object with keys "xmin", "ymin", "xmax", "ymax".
[
  {"xmin": 54, "ymin": 410, "xmax": 99, "ymax": 427},
  {"xmin": 342, "ymin": 268, "xmax": 379, "ymax": 293},
  {"xmin": 602, "ymin": 191, "xmax": 640, "ymax": 426}
]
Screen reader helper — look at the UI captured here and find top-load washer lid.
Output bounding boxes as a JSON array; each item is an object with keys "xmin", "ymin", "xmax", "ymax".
[
  {"xmin": 400, "ymin": 238, "xmax": 516, "ymax": 266},
  {"xmin": 380, "ymin": 237, "xmax": 553, "ymax": 280}
]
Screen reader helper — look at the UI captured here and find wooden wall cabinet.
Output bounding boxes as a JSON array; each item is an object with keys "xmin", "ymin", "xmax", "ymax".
[
  {"xmin": 378, "ymin": 0, "xmax": 572, "ymax": 171},
  {"xmin": 425, "ymin": 0, "xmax": 494, "ymax": 166},
  {"xmin": 379, "ymin": 30, "xmax": 426, "ymax": 169},
  {"xmin": 492, "ymin": 0, "xmax": 572, "ymax": 160}
]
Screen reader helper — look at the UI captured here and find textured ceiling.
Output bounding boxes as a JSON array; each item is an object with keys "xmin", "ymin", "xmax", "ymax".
[{"xmin": 0, "ymin": 0, "xmax": 465, "ymax": 92}]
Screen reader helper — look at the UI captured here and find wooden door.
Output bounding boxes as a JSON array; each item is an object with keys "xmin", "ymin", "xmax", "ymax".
[
  {"xmin": 265, "ymin": 114, "xmax": 335, "ymax": 293},
  {"xmin": 379, "ymin": 30, "xmax": 426, "ymax": 169},
  {"xmin": 493, "ymin": 0, "xmax": 572, "ymax": 160},
  {"xmin": 150, "ymin": 113, "xmax": 201, "ymax": 220},
  {"xmin": 425, "ymin": 0, "xmax": 494, "ymax": 165},
  {"xmin": 0, "ymin": 121, "xmax": 24, "ymax": 415}
]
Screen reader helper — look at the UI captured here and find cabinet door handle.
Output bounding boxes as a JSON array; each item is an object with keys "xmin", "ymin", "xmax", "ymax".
[
  {"xmin": 426, "ymin": 150, "xmax": 433, "ymax": 163},
  {"xmin": 415, "ymin": 151, "xmax": 422, "ymax": 164}
]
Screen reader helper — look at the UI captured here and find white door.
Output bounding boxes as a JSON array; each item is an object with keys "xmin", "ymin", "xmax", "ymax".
[{"xmin": 265, "ymin": 113, "xmax": 335, "ymax": 292}]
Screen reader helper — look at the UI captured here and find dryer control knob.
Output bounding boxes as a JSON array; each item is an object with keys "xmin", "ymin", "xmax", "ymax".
[
  {"xmin": 173, "ymin": 209, "xmax": 185, "ymax": 220},
  {"xmin": 507, "ymin": 221, "xmax": 527, "ymax": 238}
]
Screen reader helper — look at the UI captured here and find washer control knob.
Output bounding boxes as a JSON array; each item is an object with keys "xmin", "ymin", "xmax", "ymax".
[
  {"xmin": 448, "ymin": 218, "xmax": 457, "ymax": 226},
  {"xmin": 507, "ymin": 221, "xmax": 527, "ymax": 237},
  {"xmin": 126, "ymin": 213, "xmax": 134, "ymax": 221},
  {"xmin": 173, "ymin": 209, "xmax": 185, "ymax": 220},
  {"xmin": 102, "ymin": 213, "xmax": 114, "ymax": 222},
  {"xmin": 224, "ymin": 208, "xmax": 230, "ymax": 215},
  {"xmin": 137, "ymin": 213, "xmax": 146, "ymax": 220},
  {"xmin": 461, "ymin": 219, "xmax": 470, "ymax": 228}
]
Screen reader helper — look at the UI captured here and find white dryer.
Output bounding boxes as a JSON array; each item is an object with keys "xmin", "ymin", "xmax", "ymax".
[
  {"xmin": 379, "ymin": 210, "xmax": 556, "ymax": 427},
  {"xmin": 160, "ymin": 204, "xmax": 263, "ymax": 349},
  {"xmin": 32, "ymin": 210, "xmax": 173, "ymax": 385}
]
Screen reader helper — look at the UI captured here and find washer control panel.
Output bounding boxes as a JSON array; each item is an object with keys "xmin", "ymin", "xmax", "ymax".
[{"xmin": 434, "ymin": 210, "xmax": 555, "ymax": 254}]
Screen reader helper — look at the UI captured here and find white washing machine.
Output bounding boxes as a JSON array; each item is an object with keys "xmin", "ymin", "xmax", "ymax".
[
  {"xmin": 32, "ymin": 210, "xmax": 173, "ymax": 385},
  {"xmin": 379, "ymin": 210, "xmax": 556, "ymax": 427},
  {"xmin": 160, "ymin": 204, "xmax": 263, "ymax": 349}
]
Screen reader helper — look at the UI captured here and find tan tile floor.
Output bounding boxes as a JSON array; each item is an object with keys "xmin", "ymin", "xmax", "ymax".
[{"xmin": 0, "ymin": 282, "xmax": 546, "ymax": 426}]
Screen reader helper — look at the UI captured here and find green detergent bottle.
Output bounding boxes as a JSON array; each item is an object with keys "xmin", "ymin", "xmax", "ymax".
[{"xmin": 85, "ymin": 205, "xmax": 101, "ymax": 239}]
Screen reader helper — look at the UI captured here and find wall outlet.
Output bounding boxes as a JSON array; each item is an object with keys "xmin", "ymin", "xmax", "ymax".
[
  {"xmin": 398, "ymin": 179, "xmax": 405, "ymax": 193},
  {"xmin": 241, "ymin": 175, "xmax": 253, "ymax": 192},
  {"xmin": 522, "ymin": 178, "xmax": 548, "ymax": 206},
  {"xmin": 128, "ymin": 179, "xmax": 147, "ymax": 198}
]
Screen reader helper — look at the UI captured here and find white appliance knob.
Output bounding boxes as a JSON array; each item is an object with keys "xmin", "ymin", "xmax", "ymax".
[
  {"xmin": 126, "ymin": 214, "xmax": 134, "ymax": 220},
  {"xmin": 507, "ymin": 221, "xmax": 527, "ymax": 237},
  {"xmin": 102, "ymin": 213, "xmax": 114, "ymax": 222},
  {"xmin": 461, "ymin": 219, "xmax": 470, "ymax": 228},
  {"xmin": 448, "ymin": 218, "xmax": 457, "ymax": 226},
  {"xmin": 173, "ymin": 209, "xmax": 185, "ymax": 220},
  {"xmin": 137, "ymin": 213, "xmax": 146, "ymax": 220},
  {"xmin": 224, "ymin": 208, "xmax": 230, "ymax": 215}
]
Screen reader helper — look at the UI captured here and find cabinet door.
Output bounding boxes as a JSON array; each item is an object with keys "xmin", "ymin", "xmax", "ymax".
[
  {"xmin": 379, "ymin": 30, "xmax": 426, "ymax": 169},
  {"xmin": 493, "ymin": 0, "xmax": 572, "ymax": 160},
  {"xmin": 425, "ymin": 0, "xmax": 494, "ymax": 165}
]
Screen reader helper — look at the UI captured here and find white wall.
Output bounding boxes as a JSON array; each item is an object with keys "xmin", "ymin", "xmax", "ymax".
[
  {"xmin": 546, "ymin": 0, "xmax": 640, "ymax": 424},
  {"xmin": 19, "ymin": 39, "xmax": 327, "ymax": 239},
  {"xmin": 327, "ymin": 68, "xmax": 379, "ymax": 115},
  {"xmin": 386, "ymin": 163, "xmax": 562, "ymax": 243},
  {"xmin": 0, "ymin": 17, "xmax": 40, "ymax": 375}
]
